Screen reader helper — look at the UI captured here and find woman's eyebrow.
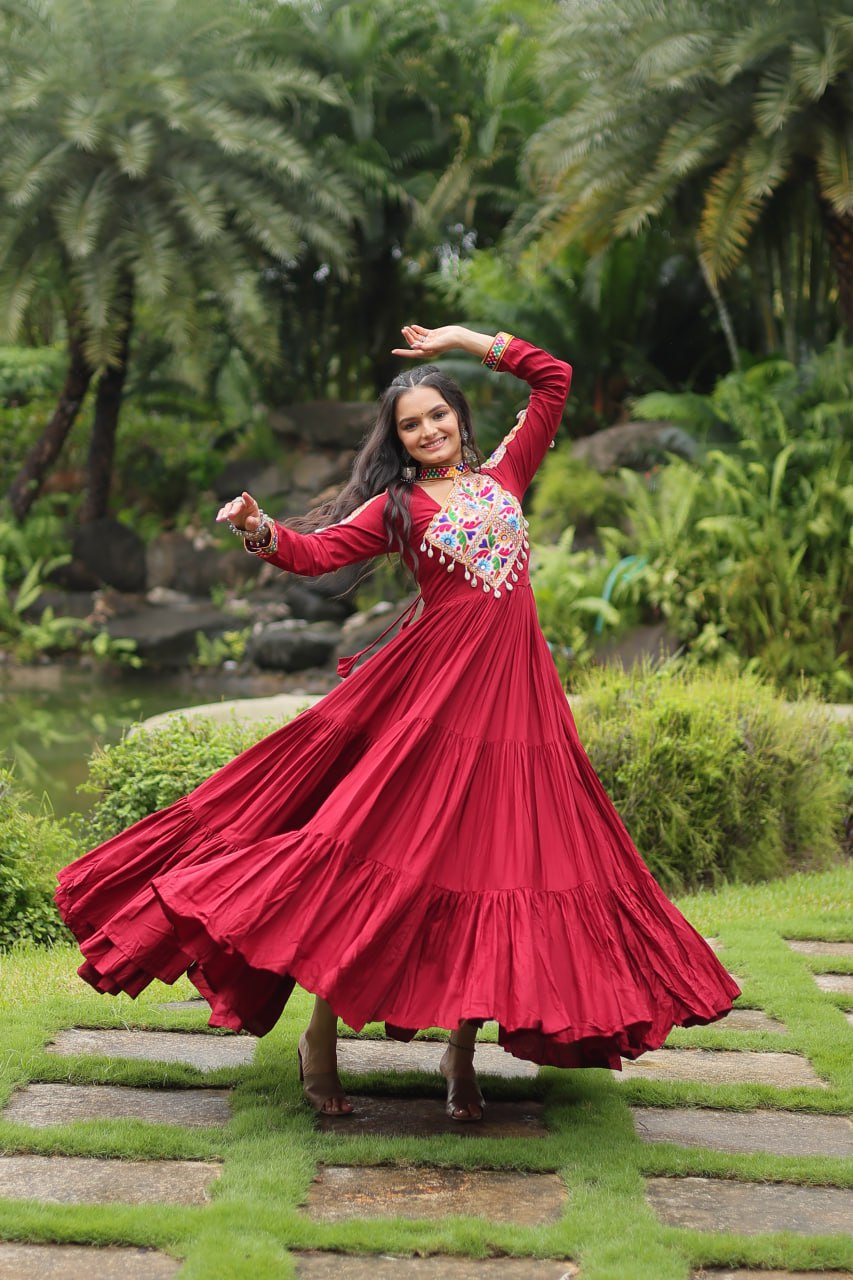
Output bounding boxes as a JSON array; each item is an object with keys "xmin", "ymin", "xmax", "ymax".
[{"xmin": 397, "ymin": 402, "xmax": 447, "ymax": 426}]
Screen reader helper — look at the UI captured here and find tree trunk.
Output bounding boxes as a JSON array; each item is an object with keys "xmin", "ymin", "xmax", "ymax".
[
  {"xmin": 6, "ymin": 330, "xmax": 93, "ymax": 522},
  {"xmin": 79, "ymin": 286, "xmax": 134, "ymax": 526},
  {"xmin": 821, "ymin": 202, "xmax": 853, "ymax": 334}
]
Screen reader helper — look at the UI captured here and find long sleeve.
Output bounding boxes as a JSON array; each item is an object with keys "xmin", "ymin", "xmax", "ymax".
[
  {"xmin": 482, "ymin": 335, "xmax": 572, "ymax": 497},
  {"xmin": 249, "ymin": 492, "xmax": 391, "ymax": 576}
]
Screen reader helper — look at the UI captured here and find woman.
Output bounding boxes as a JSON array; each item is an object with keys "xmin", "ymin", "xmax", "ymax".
[{"xmin": 56, "ymin": 324, "xmax": 740, "ymax": 1123}]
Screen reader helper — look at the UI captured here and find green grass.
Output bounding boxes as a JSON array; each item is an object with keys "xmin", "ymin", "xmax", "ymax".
[{"xmin": 0, "ymin": 865, "xmax": 851, "ymax": 1279}]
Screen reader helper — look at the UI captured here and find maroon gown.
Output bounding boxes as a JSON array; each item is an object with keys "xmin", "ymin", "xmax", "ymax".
[{"xmin": 56, "ymin": 337, "xmax": 740, "ymax": 1069}]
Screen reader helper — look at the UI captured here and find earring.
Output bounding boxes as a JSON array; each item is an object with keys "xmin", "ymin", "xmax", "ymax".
[{"xmin": 401, "ymin": 457, "xmax": 416, "ymax": 483}]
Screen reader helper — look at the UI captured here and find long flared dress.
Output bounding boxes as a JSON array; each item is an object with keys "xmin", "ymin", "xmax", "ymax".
[{"xmin": 56, "ymin": 336, "xmax": 740, "ymax": 1069}]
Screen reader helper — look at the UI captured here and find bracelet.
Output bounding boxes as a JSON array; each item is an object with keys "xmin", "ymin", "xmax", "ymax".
[
  {"xmin": 482, "ymin": 331, "xmax": 514, "ymax": 371},
  {"xmin": 228, "ymin": 508, "xmax": 268, "ymax": 538},
  {"xmin": 244, "ymin": 518, "xmax": 278, "ymax": 556}
]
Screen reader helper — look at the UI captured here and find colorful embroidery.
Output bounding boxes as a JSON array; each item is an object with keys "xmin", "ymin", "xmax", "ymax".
[
  {"xmin": 482, "ymin": 331, "xmax": 514, "ymax": 371},
  {"xmin": 420, "ymin": 472, "xmax": 529, "ymax": 597},
  {"xmin": 484, "ymin": 409, "xmax": 527, "ymax": 469}
]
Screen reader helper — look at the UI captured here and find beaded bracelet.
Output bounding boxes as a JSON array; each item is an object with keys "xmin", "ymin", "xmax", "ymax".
[
  {"xmin": 245, "ymin": 519, "xmax": 278, "ymax": 556},
  {"xmin": 228, "ymin": 508, "xmax": 269, "ymax": 541},
  {"xmin": 482, "ymin": 331, "xmax": 514, "ymax": 371}
]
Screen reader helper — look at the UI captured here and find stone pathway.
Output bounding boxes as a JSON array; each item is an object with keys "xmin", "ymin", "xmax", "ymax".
[
  {"xmin": 0, "ymin": 1244, "xmax": 180, "ymax": 1278},
  {"xmin": 46, "ymin": 1027, "xmax": 256, "ymax": 1070},
  {"xmin": 646, "ymin": 1176, "xmax": 853, "ymax": 1235},
  {"xmin": 304, "ymin": 1166, "xmax": 566, "ymax": 1225},
  {"xmin": 615, "ymin": 1047, "xmax": 824, "ymax": 1087},
  {"xmin": 2, "ymin": 931, "xmax": 852, "ymax": 1277}
]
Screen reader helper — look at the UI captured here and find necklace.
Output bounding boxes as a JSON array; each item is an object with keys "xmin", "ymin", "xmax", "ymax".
[{"xmin": 417, "ymin": 461, "xmax": 470, "ymax": 481}]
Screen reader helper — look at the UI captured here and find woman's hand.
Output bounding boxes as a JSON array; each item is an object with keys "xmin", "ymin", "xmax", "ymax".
[
  {"xmin": 392, "ymin": 324, "xmax": 493, "ymax": 362},
  {"xmin": 216, "ymin": 490, "xmax": 262, "ymax": 533}
]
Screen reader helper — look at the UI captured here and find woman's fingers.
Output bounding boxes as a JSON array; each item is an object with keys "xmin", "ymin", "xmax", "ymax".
[{"xmin": 215, "ymin": 491, "xmax": 259, "ymax": 529}]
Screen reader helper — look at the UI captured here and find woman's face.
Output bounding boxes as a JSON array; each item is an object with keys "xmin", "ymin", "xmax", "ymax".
[{"xmin": 395, "ymin": 385, "xmax": 462, "ymax": 468}]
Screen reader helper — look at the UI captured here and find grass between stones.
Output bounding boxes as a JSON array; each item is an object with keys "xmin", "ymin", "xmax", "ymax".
[{"xmin": 0, "ymin": 865, "xmax": 848, "ymax": 1279}]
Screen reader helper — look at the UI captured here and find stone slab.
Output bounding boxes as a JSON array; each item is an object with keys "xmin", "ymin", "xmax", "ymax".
[
  {"xmin": 632, "ymin": 1107, "xmax": 853, "ymax": 1156},
  {"xmin": 616, "ymin": 1048, "xmax": 824, "ymax": 1088},
  {"xmin": 294, "ymin": 1256, "xmax": 579, "ymax": 1279},
  {"xmin": 305, "ymin": 1166, "xmax": 565, "ymax": 1225},
  {"xmin": 705, "ymin": 1008, "xmax": 788, "ymax": 1034},
  {"xmin": 0, "ymin": 1244, "xmax": 180, "ymax": 1279},
  {"xmin": 337, "ymin": 1038, "xmax": 539, "ymax": 1080},
  {"xmin": 787, "ymin": 939, "xmax": 853, "ymax": 959},
  {"xmin": 646, "ymin": 1176, "xmax": 853, "ymax": 1235},
  {"xmin": 4, "ymin": 1083, "xmax": 232, "ymax": 1128},
  {"xmin": 0, "ymin": 1155, "xmax": 220, "ymax": 1205},
  {"xmin": 47, "ymin": 1028, "xmax": 256, "ymax": 1070},
  {"xmin": 317, "ymin": 1095, "xmax": 546, "ymax": 1138},
  {"xmin": 693, "ymin": 1271, "xmax": 853, "ymax": 1280},
  {"xmin": 813, "ymin": 973, "xmax": 853, "ymax": 995},
  {"xmin": 158, "ymin": 999, "xmax": 210, "ymax": 1012}
]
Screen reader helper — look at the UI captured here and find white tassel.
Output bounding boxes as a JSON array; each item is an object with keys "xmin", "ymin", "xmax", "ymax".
[
  {"xmin": 494, "ymin": 588, "xmax": 501, "ymax": 598},
  {"xmin": 427, "ymin": 547, "xmax": 433, "ymax": 557},
  {"xmin": 420, "ymin": 541, "xmax": 427, "ymax": 552},
  {"xmin": 506, "ymin": 581, "xmax": 513, "ymax": 591},
  {"xmin": 447, "ymin": 560, "xmax": 455, "ymax": 572},
  {"xmin": 439, "ymin": 552, "xmax": 445, "ymax": 564},
  {"xmin": 483, "ymin": 582, "xmax": 490, "ymax": 593},
  {"xmin": 464, "ymin": 568, "xmax": 470, "ymax": 580}
]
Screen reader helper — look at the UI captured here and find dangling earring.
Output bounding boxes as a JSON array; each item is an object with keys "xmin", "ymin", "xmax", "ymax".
[{"xmin": 401, "ymin": 455, "xmax": 417, "ymax": 483}]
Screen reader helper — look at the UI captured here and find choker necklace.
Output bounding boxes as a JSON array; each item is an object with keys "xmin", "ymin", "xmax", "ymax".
[{"xmin": 417, "ymin": 461, "xmax": 470, "ymax": 481}]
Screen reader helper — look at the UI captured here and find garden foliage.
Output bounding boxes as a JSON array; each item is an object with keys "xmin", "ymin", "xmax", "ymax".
[
  {"xmin": 81, "ymin": 714, "xmax": 279, "ymax": 844},
  {"xmin": 573, "ymin": 665, "xmax": 850, "ymax": 893},
  {"xmin": 78, "ymin": 676, "xmax": 850, "ymax": 898},
  {"xmin": 0, "ymin": 770, "xmax": 74, "ymax": 948}
]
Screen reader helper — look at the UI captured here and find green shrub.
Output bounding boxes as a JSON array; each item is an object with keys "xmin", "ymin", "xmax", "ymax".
[
  {"xmin": 528, "ymin": 447, "xmax": 624, "ymax": 542},
  {"xmin": 0, "ymin": 346, "xmax": 65, "ymax": 404},
  {"xmin": 81, "ymin": 713, "xmax": 282, "ymax": 844},
  {"xmin": 574, "ymin": 665, "xmax": 850, "ymax": 893},
  {"xmin": 0, "ymin": 770, "xmax": 76, "ymax": 948},
  {"xmin": 530, "ymin": 526, "xmax": 627, "ymax": 678}
]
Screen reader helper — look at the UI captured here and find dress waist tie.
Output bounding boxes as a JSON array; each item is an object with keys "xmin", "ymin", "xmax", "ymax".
[{"xmin": 336, "ymin": 594, "xmax": 423, "ymax": 679}]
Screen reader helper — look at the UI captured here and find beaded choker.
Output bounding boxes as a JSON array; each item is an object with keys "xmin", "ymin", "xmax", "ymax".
[{"xmin": 417, "ymin": 461, "xmax": 470, "ymax": 481}]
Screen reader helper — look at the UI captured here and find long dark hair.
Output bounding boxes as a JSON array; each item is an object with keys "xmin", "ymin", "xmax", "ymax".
[{"xmin": 287, "ymin": 364, "xmax": 483, "ymax": 567}]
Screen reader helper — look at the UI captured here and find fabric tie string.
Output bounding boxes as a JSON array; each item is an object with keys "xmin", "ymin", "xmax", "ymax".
[{"xmin": 336, "ymin": 594, "xmax": 422, "ymax": 679}]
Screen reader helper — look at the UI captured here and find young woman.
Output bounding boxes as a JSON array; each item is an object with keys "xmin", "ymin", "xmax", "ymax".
[{"xmin": 56, "ymin": 324, "xmax": 740, "ymax": 1123}]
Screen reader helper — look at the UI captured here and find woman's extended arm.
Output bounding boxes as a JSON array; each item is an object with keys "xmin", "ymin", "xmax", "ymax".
[{"xmin": 216, "ymin": 490, "xmax": 390, "ymax": 576}]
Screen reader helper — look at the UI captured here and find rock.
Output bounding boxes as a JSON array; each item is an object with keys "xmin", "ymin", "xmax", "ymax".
[
  {"xmin": 283, "ymin": 582, "xmax": 353, "ymax": 623},
  {"xmin": 146, "ymin": 533, "xmax": 260, "ymax": 595},
  {"xmin": 292, "ymin": 450, "xmax": 354, "ymax": 492},
  {"xmin": 269, "ymin": 401, "xmax": 376, "ymax": 449},
  {"xmin": 248, "ymin": 620, "xmax": 342, "ymax": 671},
  {"xmin": 573, "ymin": 420, "xmax": 698, "ymax": 472},
  {"xmin": 212, "ymin": 460, "xmax": 293, "ymax": 503},
  {"xmin": 71, "ymin": 518, "xmax": 147, "ymax": 593},
  {"xmin": 105, "ymin": 601, "xmax": 245, "ymax": 668},
  {"xmin": 334, "ymin": 598, "xmax": 419, "ymax": 670}
]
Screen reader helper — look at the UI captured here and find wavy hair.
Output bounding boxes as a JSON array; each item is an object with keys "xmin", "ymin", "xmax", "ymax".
[{"xmin": 286, "ymin": 364, "xmax": 483, "ymax": 570}]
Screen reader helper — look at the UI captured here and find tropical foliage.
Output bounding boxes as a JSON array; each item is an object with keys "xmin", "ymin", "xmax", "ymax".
[
  {"xmin": 528, "ymin": 0, "xmax": 851, "ymax": 355},
  {"xmin": 0, "ymin": 0, "xmax": 354, "ymax": 521}
]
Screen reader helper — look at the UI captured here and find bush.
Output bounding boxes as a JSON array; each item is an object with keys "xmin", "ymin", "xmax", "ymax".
[
  {"xmin": 0, "ymin": 346, "xmax": 65, "ymax": 404},
  {"xmin": 81, "ymin": 713, "xmax": 282, "ymax": 844},
  {"xmin": 528, "ymin": 447, "xmax": 624, "ymax": 542},
  {"xmin": 574, "ymin": 665, "xmax": 850, "ymax": 893},
  {"xmin": 0, "ymin": 770, "xmax": 76, "ymax": 948}
]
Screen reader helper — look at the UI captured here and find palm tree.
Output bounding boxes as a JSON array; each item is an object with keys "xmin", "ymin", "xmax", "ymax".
[
  {"xmin": 258, "ymin": 0, "xmax": 546, "ymax": 396},
  {"xmin": 525, "ymin": 0, "xmax": 853, "ymax": 355},
  {"xmin": 0, "ymin": 0, "xmax": 355, "ymax": 522}
]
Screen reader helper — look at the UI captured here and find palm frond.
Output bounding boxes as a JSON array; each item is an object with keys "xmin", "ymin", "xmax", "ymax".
[
  {"xmin": 698, "ymin": 151, "xmax": 765, "ymax": 280},
  {"xmin": 54, "ymin": 169, "xmax": 117, "ymax": 258},
  {"xmin": 815, "ymin": 118, "xmax": 853, "ymax": 215}
]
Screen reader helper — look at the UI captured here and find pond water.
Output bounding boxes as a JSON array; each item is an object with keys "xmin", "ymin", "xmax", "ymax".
[{"xmin": 0, "ymin": 666, "xmax": 284, "ymax": 818}]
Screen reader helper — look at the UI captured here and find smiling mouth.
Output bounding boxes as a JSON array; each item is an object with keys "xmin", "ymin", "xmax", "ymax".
[{"xmin": 422, "ymin": 438, "xmax": 447, "ymax": 451}]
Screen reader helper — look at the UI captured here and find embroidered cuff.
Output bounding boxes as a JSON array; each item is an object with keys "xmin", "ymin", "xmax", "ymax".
[
  {"xmin": 482, "ymin": 331, "xmax": 514, "ymax": 371},
  {"xmin": 245, "ymin": 521, "xmax": 279, "ymax": 556}
]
